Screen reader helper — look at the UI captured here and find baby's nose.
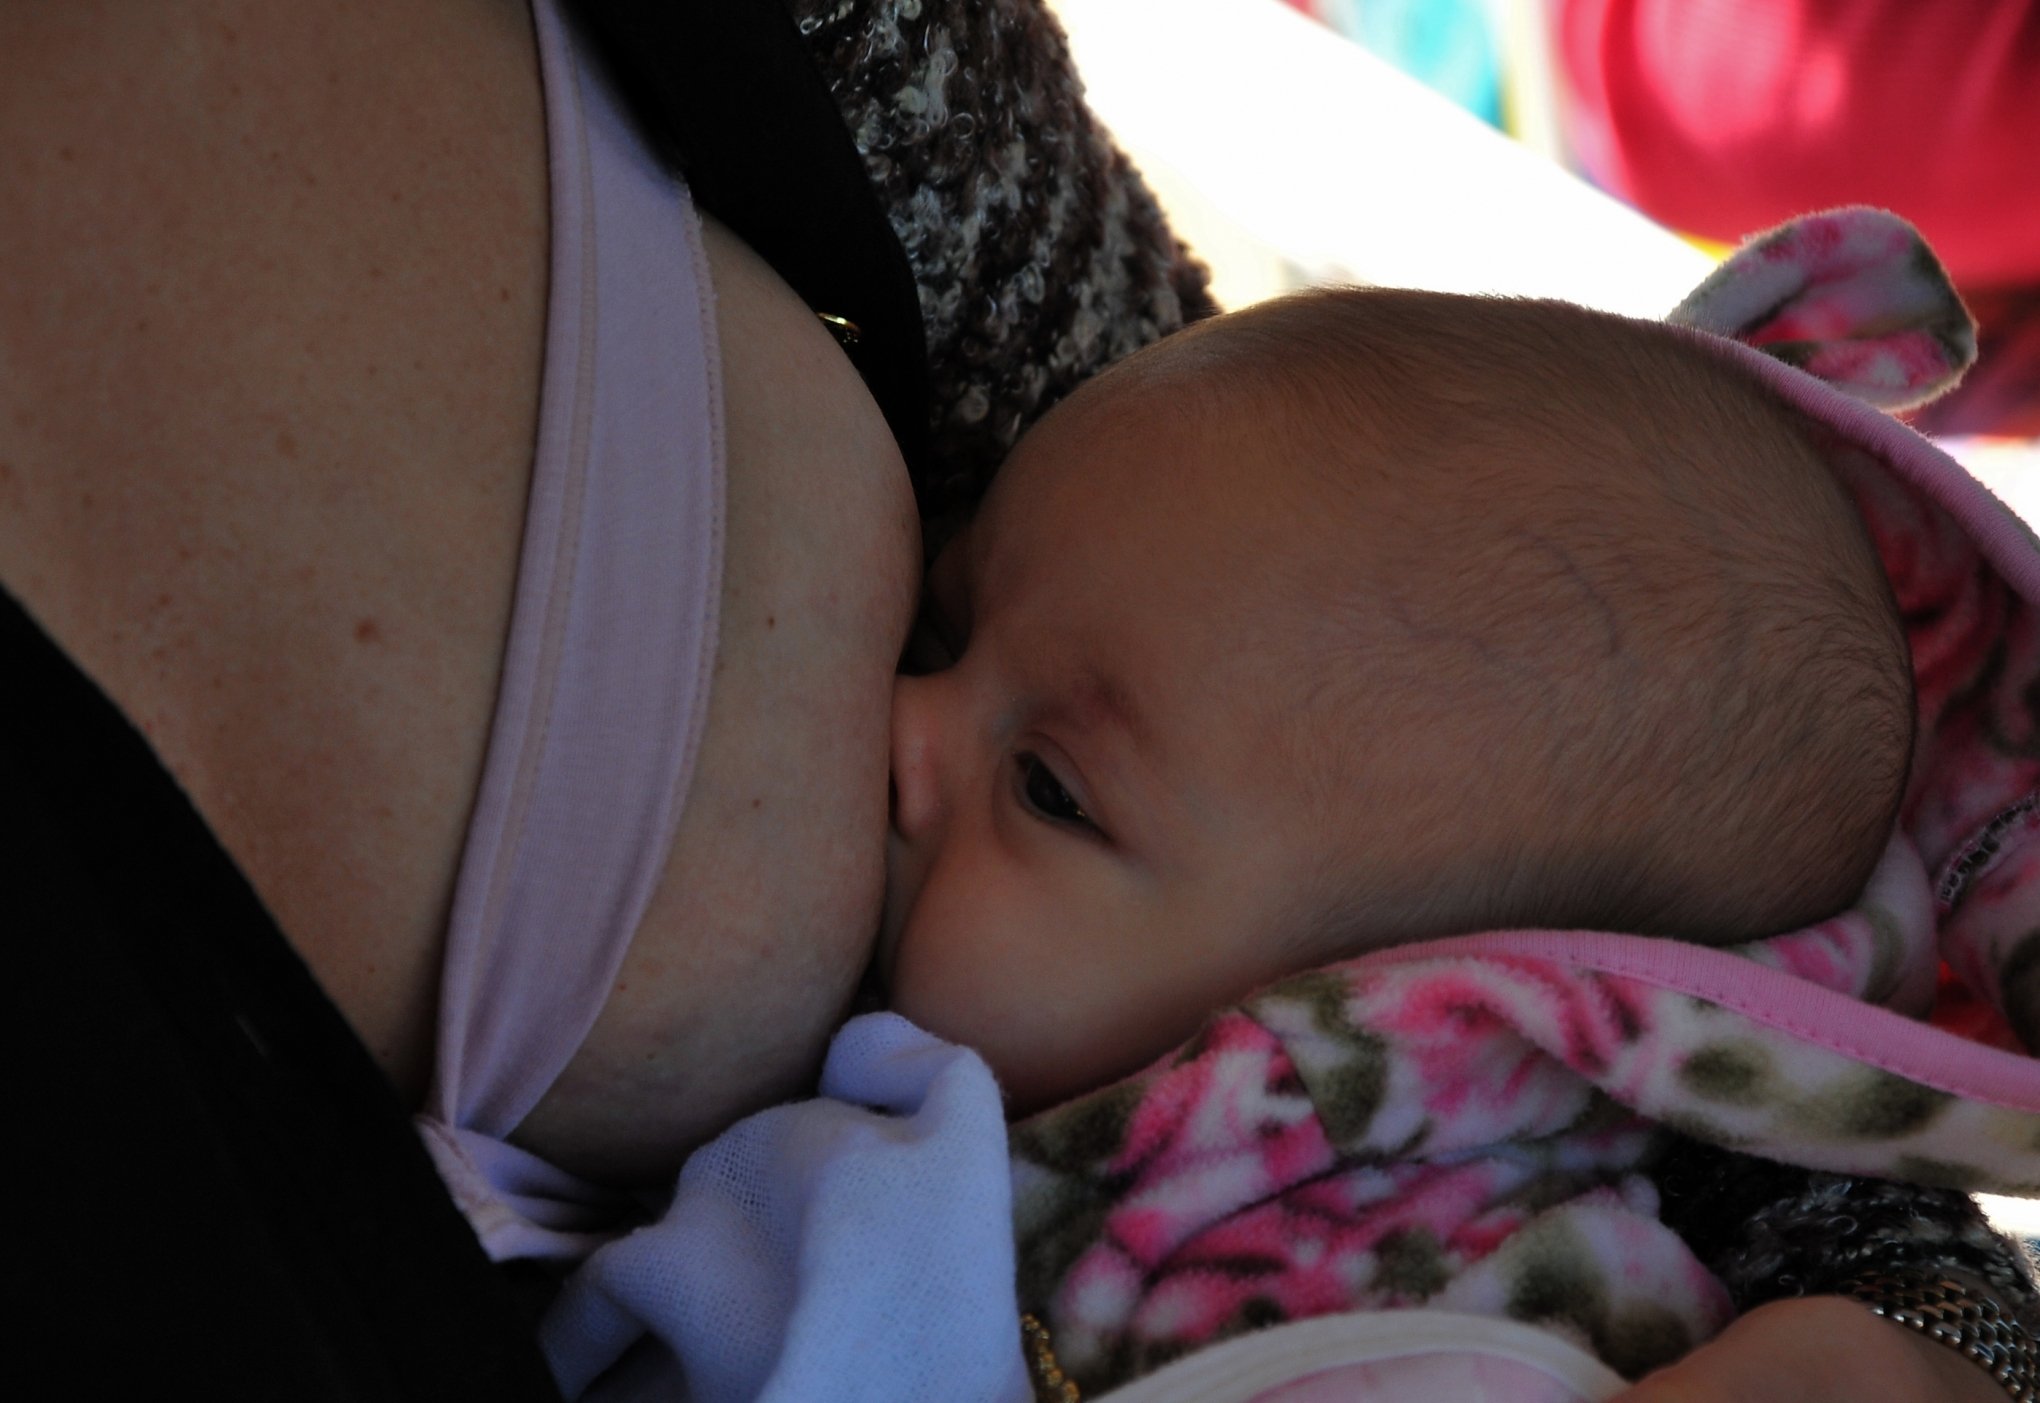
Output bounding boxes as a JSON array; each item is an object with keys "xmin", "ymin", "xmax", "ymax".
[{"xmin": 889, "ymin": 673, "xmax": 947, "ymax": 842}]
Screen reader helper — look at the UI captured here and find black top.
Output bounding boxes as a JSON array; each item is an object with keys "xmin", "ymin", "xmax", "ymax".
[{"xmin": 5, "ymin": 587, "xmax": 562, "ymax": 1400}]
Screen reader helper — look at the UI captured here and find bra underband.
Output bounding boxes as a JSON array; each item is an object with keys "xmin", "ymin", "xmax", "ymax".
[{"xmin": 416, "ymin": 0, "xmax": 725, "ymax": 1261}]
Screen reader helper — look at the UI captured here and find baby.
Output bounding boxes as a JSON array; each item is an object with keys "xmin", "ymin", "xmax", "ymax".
[
  {"xmin": 543, "ymin": 271, "xmax": 2023, "ymax": 1403},
  {"xmin": 878, "ymin": 284, "xmax": 1914, "ymax": 1114},
  {"xmin": 542, "ymin": 225, "xmax": 2040, "ymax": 1402}
]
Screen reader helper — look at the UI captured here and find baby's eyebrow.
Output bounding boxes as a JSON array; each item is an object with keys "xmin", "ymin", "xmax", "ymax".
[{"xmin": 1066, "ymin": 663, "xmax": 1158, "ymax": 762}]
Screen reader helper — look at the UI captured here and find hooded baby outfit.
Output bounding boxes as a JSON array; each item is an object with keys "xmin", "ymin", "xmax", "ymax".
[
  {"xmin": 1007, "ymin": 207, "xmax": 2040, "ymax": 1398},
  {"xmin": 533, "ymin": 209, "xmax": 2040, "ymax": 1403}
]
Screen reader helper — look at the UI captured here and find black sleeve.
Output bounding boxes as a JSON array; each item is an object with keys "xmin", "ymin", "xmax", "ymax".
[{"xmin": 4, "ymin": 587, "xmax": 562, "ymax": 1403}]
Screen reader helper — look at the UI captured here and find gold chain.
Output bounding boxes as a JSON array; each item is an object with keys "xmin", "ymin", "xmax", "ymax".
[{"xmin": 1020, "ymin": 1313, "xmax": 1080, "ymax": 1403}]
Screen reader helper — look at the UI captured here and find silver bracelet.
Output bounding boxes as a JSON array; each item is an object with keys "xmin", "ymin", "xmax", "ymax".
[{"xmin": 1840, "ymin": 1270, "xmax": 2039, "ymax": 1402}]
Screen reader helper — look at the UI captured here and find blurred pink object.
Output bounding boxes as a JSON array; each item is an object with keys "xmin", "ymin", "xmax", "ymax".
[{"xmin": 1555, "ymin": 0, "xmax": 2040, "ymax": 290}]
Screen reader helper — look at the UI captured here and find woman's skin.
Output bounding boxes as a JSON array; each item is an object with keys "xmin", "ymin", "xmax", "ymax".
[
  {"xmin": 0, "ymin": 3, "xmax": 2003, "ymax": 1398},
  {"xmin": 1617, "ymin": 1294, "xmax": 2003, "ymax": 1402},
  {"xmin": 0, "ymin": 0, "xmax": 916, "ymax": 1185}
]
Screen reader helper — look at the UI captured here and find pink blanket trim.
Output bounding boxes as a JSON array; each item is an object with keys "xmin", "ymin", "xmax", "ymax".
[{"xmin": 1372, "ymin": 922, "xmax": 2040, "ymax": 1112}]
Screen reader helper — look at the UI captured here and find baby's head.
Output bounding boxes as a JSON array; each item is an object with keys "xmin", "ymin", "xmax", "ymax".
[{"xmin": 880, "ymin": 287, "xmax": 1913, "ymax": 1113}]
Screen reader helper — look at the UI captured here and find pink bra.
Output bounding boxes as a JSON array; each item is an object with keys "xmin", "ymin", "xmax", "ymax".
[{"xmin": 414, "ymin": 0, "xmax": 725, "ymax": 1260}]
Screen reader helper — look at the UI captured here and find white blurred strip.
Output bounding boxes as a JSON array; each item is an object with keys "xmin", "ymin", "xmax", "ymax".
[
  {"xmin": 1053, "ymin": 0, "xmax": 1711, "ymax": 313},
  {"xmin": 1980, "ymin": 1193, "xmax": 2040, "ymax": 1241},
  {"xmin": 1954, "ymin": 436, "xmax": 2040, "ymax": 526}
]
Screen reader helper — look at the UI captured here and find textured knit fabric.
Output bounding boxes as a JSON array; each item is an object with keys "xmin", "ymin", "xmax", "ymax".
[
  {"xmin": 786, "ymin": 0, "xmax": 1219, "ymax": 526},
  {"xmin": 1653, "ymin": 1134, "xmax": 2040, "ymax": 1318},
  {"xmin": 1007, "ymin": 211, "xmax": 2040, "ymax": 1395},
  {"xmin": 416, "ymin": 0, "xmax": 725, "ymax": 1262}
]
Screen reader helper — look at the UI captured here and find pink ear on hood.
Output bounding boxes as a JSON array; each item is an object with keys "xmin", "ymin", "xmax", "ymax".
[{"xmin": 1667, "ymin": 207, "xmax": 1977, "ymax": 412}]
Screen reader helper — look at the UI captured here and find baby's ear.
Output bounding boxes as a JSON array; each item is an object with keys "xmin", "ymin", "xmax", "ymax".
[{"xmin": 1667, "ymin": 207, "xmax": 1977, "ymax": 411}]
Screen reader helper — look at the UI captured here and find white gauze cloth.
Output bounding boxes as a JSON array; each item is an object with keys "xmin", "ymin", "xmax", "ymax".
[{"xmin": 539, "ymin": 1014, "xmax": 1032, "ymax": 1403}]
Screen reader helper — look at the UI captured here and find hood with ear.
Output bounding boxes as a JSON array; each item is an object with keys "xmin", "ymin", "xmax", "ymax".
[{"xmin": 1009, "ymin": 208, "xmax": 2040, "ymax": 1396}]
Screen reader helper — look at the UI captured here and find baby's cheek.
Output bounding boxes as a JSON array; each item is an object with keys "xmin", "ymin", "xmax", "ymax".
[
  {"xmin": 883, "ymin": 914, "xmax": 995, "ymax": 1043},
  {"xmin": 885, "ymin": 903, "xmax": 1058, "ymax": 1079}
]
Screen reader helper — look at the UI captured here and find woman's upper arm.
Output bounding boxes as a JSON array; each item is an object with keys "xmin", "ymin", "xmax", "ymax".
[{"xmin": 1613, "ymin": 1294, "xmax": 2010, "ymax": 1403}]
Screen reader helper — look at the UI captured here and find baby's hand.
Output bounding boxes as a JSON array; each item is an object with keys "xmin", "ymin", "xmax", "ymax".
[{"xmin": 1612, "ymin": 1295, "xmax": 2004, "ymax": 1402}]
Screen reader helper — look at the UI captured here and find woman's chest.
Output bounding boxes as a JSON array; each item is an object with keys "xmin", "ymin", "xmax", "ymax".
[{"xmin": 512, "ymin": 217, "xmax": 923, "ymax": 1181}]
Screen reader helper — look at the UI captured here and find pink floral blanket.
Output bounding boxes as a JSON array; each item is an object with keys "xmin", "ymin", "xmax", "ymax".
[{"xmin": 1008, "ymin": 210, "xmax": 2040, "ymax": 1395}]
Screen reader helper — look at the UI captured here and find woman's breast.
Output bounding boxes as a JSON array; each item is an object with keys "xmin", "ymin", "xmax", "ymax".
[{"xmin": 513, "ymin": 216, "xmax": 922, "ymax": 1183}]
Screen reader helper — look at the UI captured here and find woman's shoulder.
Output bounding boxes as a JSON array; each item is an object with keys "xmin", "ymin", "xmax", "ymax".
[{"xmin": 0, "ymin": 0, "xmax": 552, "ymax": 1096}]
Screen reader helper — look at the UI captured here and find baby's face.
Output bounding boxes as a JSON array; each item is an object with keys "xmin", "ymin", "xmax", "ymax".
[{"xmin": 878, "ymin": 377, "xmax": 1370, "ymax": 1114}]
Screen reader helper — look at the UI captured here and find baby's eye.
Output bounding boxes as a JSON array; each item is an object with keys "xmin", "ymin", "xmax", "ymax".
[{"xmin": 1016, "ymin": 752, "xmax": 1093, "ymax": 829}]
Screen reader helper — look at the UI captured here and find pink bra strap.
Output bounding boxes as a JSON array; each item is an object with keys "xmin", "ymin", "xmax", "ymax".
[{"xmin": 421, "ymin": 0, "xmax": 723, "ymax": 1208}]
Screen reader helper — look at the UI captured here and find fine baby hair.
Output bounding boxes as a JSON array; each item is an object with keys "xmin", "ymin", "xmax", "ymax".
[{"xmin": 1133, "ymin": 284, "xmax": 1914, "ymax": 954}]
